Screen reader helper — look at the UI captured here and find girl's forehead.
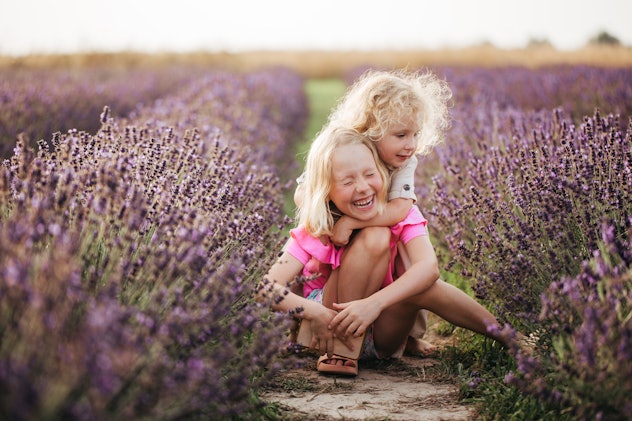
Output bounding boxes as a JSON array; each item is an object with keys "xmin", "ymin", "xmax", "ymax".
[
  {"xmin": 388, "ymin": 116, "xmax": 419, "ymax": 131},
  {"xmin": 331, "ymin": 144, "xmax": 375, "ymax": 172},
  {"xmin": 334, "ymin": 143, "xmax": 372, "ymax": 159}
]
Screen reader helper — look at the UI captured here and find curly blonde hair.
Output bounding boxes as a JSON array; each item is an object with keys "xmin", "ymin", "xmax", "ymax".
[
  {"xmin": 297, "ymin": 126, "xmax": 389, "ymax": 237},
  {"xmin": 329, "ymin": 68, "xmax": 452, "ymax": 156}
]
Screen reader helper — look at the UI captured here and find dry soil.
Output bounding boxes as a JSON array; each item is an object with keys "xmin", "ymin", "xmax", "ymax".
[{"xmin": 261, "ymin": 320, "xmax": 476, "ymax": 421}]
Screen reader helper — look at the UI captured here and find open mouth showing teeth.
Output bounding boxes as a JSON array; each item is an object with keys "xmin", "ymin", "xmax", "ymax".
[{"xmin": 353, "ymin": 197, "xmax": 373, "ymax": 208}]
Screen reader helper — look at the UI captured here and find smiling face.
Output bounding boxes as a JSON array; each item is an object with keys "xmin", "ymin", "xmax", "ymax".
[
  {"xmin": 375, "ymin": 115, "xmax": 420, "ymax": 169},
  {"xmin": 328, "ymin": 143, "xmax": 384, "ymax": 221}
]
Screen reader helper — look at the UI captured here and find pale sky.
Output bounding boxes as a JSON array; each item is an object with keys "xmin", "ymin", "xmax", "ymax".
[{"xmin": 1, "ymin": 0, "xmax": 630, "ymax": 56}]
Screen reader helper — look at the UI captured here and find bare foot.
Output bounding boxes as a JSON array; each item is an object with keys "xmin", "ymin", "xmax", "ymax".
[
  {"xmin": 404, "ymin": 337, "xmax": 437, "ymax": 357},
  {"xmin": 317, "ymin": 355, "xmax": 359, "ymax": 376},
  {"xmin": 320, "ymin": 356, "xmax": 356, "ymax": 367}
]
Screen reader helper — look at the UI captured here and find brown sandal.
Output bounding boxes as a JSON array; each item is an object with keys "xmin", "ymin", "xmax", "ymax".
[{"xmin": 317, "ymin": 354, "xmax": 358, "ymax": 376}]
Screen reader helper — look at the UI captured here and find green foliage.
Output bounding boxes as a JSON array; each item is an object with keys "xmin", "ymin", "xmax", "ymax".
[
  {"xmin": 439, "ymin": 335, "xmax": 572, "ymax": 420},
  {"xmin": 300, "ymin": 78, "xmax": 347, "ymax": 161},
  {"xmin": 284, "ymin": 78, "xmax": 346, "ymax": 220},
  {"xmin": 589, "ymin": 31, "xmax": 621, "ymax": 46}
]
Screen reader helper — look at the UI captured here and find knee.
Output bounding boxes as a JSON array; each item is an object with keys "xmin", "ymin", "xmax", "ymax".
[{"xmin": 355, "ymin": 227, "xmax": 390, "ymax": 257}]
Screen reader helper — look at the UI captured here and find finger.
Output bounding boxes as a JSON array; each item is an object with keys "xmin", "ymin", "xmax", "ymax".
[
  {"xmin": 353, "ymin": 325, "xmax": 366, "ymax": 337},
  {"xmin": 331, "ymin": 302, "xmax": 348, "ymax": 311},
  {"xmin": 328, "ymin": 310, "xmax": 347, "ymax": 329},
  {"xmin": 340, "ymin": 320, "xmax": 359, "ymax": 340},
  {"xmin": 340, "ymin": 335, "xmax": 355, "ymax": 352},
  {"xmin": 318, "ymin": 338, "xmax": 328, "ymax": 356},
  {"xmin": 326, "ymin": 339, "xmax": 334, "ymax": 357},
  {"xmin": 352, "ymin": 324, "xmax": 367, "ymax": 337}
]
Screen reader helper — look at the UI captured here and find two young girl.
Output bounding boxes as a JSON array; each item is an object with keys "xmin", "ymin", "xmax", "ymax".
[
  {"xmin": 259, "ymin": 124, "xmax": 516, "ymax": 376},
  {"xmin": 294, "ymin": 68, "xmax": 452, "ymax": 357}
]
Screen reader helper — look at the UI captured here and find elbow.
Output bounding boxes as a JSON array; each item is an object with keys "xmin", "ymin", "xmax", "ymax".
[
  {"xmin": 431, "ymin": 267, "xmax": 440, "ymax": 284},
  {"xmin": 254, "ymin": 281, "xmax": 268, "ymax": 304},
  {"xmin": 429, "ymin": 258, "xmax": 440, "ymax": 283},
  {"xmin": 254, "ymin": 277, "xmax": 277, "ymax": 306}
]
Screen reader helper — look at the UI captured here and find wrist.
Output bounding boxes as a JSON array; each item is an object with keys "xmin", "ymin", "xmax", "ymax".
[
  {"xmin": 342, "ymin": 215, "xmax": 363, "ymax": 230},
  {"xmin": 369, "ymin": 293, "xmax": 387, "ymax": 313},
  {"xmin": 301, "ymin": 300, "xmax": 328, "ymax": 321}
]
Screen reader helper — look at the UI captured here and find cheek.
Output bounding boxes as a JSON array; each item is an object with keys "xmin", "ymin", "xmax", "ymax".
[
  {"xmin": 329, "ymin": 187, "xmax": 348, "ymax": 205},
  {"xmin": 371, "ymin": 179, "xmax": 384, "ymax": 193},
  {"xmin": 383, "ymin": 143, "xmax": 398, "ymax": 157},
  {"xmin": 376, "ymin": 142, "xmax": 387, "ymax": 156}
]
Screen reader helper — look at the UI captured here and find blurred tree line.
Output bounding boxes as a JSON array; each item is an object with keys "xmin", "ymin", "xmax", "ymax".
[{"xmin": 528, "ymin": 30, "xmax": 622, "ymax": 48}]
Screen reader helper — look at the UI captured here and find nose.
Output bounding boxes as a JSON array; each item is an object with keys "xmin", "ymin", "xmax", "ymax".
[
  {"xmin": 355, "ymin": 177, "xmax": 370, "ymax": 192},
  {"xmin": 404, "ymin": 134, "xmax": 416, "ymax": 151}
]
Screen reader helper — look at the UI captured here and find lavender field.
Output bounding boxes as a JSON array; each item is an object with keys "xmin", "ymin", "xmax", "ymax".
[
  {"xmin": 421, "ymin": 65, "xmax": 632, "ymax": 420},
  {"xmin": 1, "ymin": 62, "xmax": 631, "ymax": 420},
  {"xmin": 0, "ymin": 66, "xmax": 308, "ymax": 420}
]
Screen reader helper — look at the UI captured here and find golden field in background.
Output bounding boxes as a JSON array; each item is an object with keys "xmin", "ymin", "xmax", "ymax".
[{"xmin": 1, "ymin": 45, "xmax": 631, "ymax": 77}]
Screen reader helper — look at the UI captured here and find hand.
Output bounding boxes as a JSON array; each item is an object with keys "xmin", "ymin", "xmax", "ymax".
[
  {"xmin": 331, "ymin": 216, "xmax": 355, "ymax": 247},
  {"xmin": 329, "ymin": 298, "xmax": 381, "ymax": 339},
  {"xmin": 308, "ymin": 306, "xmax": 339, "ymax": 356}
]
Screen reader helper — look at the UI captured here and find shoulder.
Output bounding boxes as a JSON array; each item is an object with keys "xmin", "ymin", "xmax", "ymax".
[
  {"xmin": 289, "ymin": 226, "xmax": 314, "ymax": 245},
  {"xmin": 401, "ymin": 205, "xmax": 426, "ymax": 225},
  {"xmin": 394, "ymin": 206, "xmax": 429, "ymax": 243}
]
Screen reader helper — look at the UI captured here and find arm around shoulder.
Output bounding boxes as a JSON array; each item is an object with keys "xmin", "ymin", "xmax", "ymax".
[{"xmin": 330, "ymin": 198, "xmax": 413, "ymax": 246}]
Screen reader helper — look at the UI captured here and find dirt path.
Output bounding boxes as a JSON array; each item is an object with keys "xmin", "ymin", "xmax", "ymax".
[{"xmin": 261, "ymin": 321, "xmax": 477, "ymax": 420}]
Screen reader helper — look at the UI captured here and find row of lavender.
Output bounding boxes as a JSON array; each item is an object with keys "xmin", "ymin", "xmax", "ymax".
[
  {"xmin": 0, "ymin": 68, "xmax": 308, "ymax": 420},
  {"xmin": 0, "ymin": 66, "xmax": 202, "ymax": 158},
  {"xmin": 411, "ymin": 66, "xmax": 631, "ymax": 419}
]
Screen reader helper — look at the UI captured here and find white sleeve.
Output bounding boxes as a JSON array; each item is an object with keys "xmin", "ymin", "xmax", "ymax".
[{"xmin": 388, "ymin": 156, "xmax": 418, "ymax": 202}]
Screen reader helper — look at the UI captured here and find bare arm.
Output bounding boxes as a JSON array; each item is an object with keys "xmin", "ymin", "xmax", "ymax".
[
  {"xmin": 258, "ymin": 251, "xmax": 329, "ymax": 319},
  {"xmin": 257, "ymin": 250, "xmax": 340, "ymax": 355},
  {"xmin": 331, "ymin": 198, "xmax": 413, "ymax": 246}
]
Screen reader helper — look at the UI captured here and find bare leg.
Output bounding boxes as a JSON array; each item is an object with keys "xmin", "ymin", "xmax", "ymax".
[
  {"xmin": 320, "ymin": 227, "xmax": 390, "ymax": 368},
  {"xmin": 371, "ymin": 280, "xmax": 506, "ymax": 357},
  {"xmin": 373, "ymin": 301, "xmax": 419, "ymax": 357},
  {"xmin": 395, "ymin": 242, "xmax": 436, "ymax": 356},
  {"xmin": 406, "ymin": 280, "xmax": 509, "ymax": 346},
  {"xmin": 323, "ymin": 226, "xmax": 391, "ymax": 307},
  {"xmin": 404, "ymin": 310, "xmax": 437, "ymax": 356}
]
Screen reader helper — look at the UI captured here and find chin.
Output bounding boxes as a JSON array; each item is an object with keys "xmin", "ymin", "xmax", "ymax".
[{"xmin": 352, "ymin": 210, "xmax": 378, "ymax": 221}]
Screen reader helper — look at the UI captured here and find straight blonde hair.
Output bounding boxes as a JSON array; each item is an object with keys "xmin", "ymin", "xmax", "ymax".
[{"xmin": 297, "ymin": 126, "xmax": 389, "ymax": 237}]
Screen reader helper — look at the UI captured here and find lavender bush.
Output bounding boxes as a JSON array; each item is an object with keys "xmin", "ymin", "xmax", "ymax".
[
  {"xmin": 505, "ymin": 223, "xmax": 632, "ymax": 420},
  {"xmin": 0, "ymin": 66, "xmax": 198, "ymax": 158},
  {"xmin": 126, "ymin": 67, "xmax": 307, "ymax": 177},
  {"xmin": 428, "ymin": 108, "xmax": 631, "ymax": 329},
  {"xmin": 438, "ymin": 65, "xmax": 632, "ymax": 127},
  {"xmin": 390, "ymin": 63, "xmax": 632, "ymax": 418},
  {"xmin": 0, "ymin": 67, "xmax": 308, "ymax": 420}
]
